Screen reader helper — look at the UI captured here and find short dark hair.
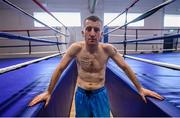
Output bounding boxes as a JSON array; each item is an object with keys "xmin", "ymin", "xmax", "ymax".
[{"xmin": 84, "ymin": 15, "xmax": 102, "ymax": 25}]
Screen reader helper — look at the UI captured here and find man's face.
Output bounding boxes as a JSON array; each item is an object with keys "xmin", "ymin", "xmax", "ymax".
[{"xmin": 82, "ymin": 20, "xmax": 103, "ymax": 45}]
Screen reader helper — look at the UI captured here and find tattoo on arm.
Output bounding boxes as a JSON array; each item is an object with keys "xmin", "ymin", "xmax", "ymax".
[{"xmin": 110, "ymin": 47, "xmax": 117, "ymax": 57}]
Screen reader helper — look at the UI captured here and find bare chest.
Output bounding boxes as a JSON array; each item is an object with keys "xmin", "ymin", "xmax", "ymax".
[{"xmin": 76, "ymin": 51, "xmax": 108, "ymax": 72}]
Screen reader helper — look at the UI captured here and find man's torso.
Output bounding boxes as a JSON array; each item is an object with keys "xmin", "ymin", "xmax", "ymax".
[{"xmin": 75, "ymin": 42, "xmax": 109, "ymax": 90}]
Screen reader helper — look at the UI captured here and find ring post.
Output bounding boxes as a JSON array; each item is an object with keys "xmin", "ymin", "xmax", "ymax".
[{"xmin": 103, "ymin": 26, "xmax": 109, "ymax": 43}]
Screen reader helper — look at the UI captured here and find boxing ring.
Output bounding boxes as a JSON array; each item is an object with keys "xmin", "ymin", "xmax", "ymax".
[
  {"xmin": 0, "ymin": 53, "xmax": 180, "ymax": 117},
  {"xmin": 0, "ymin": 0, "xmax": 180, "ymax": 117}
]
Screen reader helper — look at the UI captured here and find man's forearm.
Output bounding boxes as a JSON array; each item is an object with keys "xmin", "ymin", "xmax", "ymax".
[
  {"xmin": 47, "ymin": 67, "xmax": 62, "ymax": 94},
  {"xmin": 123, "ymin": 65, "xmax": 142, "ymax": 92}
]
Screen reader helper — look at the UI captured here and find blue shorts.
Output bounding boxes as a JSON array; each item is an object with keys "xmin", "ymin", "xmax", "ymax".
[{"xmin": 75, "ymin": 86, "xmax": 110, "ymax": 117}]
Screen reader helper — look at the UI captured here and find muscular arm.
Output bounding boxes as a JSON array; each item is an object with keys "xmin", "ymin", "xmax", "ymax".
[
  {"xmin": 48, "ymin": 43, "xmax": 81, "ymax": 93},
  {"xmin": 106, "ymin": 44, "xmax": 142, "ymax": 92},
  {"xmin": 48, "ymin": 54, "xmax": 72, "ymax": 93},
  {"xmin": 105, "ymin": 44, "xmax": 164, "ymax": 102},
  {"xmin": 29, "ymin": 43, "xmax": 81, "ymax": 106}
]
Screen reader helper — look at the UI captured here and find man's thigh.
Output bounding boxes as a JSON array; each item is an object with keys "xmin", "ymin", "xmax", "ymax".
[
  {"xmin": 90, "ymin": 88, "xmax": 110, "ymax": 117},
  {"xmin": 75, "ymin": 90, "xmax": 92, "ymax": 117}
]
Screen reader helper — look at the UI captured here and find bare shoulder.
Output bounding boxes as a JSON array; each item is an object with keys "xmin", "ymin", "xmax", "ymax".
[
  {"xmin": 69, "ymin": 42, "xmax": 82, "ymax": 49},
  {"xmin": 66, "ymin": 42, "xmax": 83, "ymax": 57},
  {"xmin": 102, "ymin": 43, "xmax": 114, "ymax": 49},
  {"xmin": 101, "ymin": 43, "xmax": 118, "ymax": 57}
]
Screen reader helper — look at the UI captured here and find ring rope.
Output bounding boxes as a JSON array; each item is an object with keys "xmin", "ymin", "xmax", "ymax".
[
  {"xmin": 109, "ymin": 33, "xmax": 180, "ymax": 44},
  {"xmin": 0, "ymin": 52, "xmax": 65, "ymax": 74},
  {"xmin": 105, "ymin": 0, "xmax": 140, "ymax": 26},
  {"xmin": 2, "ymin": 0, "xmax": 69, "ymax": 37},
  {"xmin": 0, "ymin": 44, "xmax": 65, "ymax": 48},
  {"xmin": 31, "ymin": 35, "xmax": 62, "ymax": 39},
  {"xmin": 123, "ymin": 54, "xmax": 180, "ymax": 70},
  {"xmin": 0, "ymin": 51, "xmax": 61, "ymax": 56},
  {"xmin": 0, "ymin": 32, "xmax": 67, "ymax": 45},
  {"xmin": 118, "ymin": 48, "xmax": 179, "ymax": 52},
  {"xmin": 108, "ymin": 34, "xmax": 163, "ymax": 37},
  {"xmin": 104, "ymin": 0, "xmax": 175, "ymax": 35},
  {"xmin": 32, "ymin": 0, "xmax": 68, "ymax": 30},
  {"xmin": 0, "ymin": 28, "xmax": 52, "ymax": 32}
]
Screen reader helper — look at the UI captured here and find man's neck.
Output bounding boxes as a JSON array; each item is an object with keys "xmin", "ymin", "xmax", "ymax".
[{"xmin": 86, "ymin": 43, "xmax": 98, "ymax": 54}]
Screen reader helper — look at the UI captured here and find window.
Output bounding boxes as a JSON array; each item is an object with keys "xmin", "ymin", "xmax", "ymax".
[
  {"xmin": 34, "ymin": 12, "xmax": 81, "ymax": 27},
  {"xmin": 164, "ymin": 14, "xmax": 180, "ymax": 27},
  {"xmin": 104, "ymin": 13, "xmax": 144, "ymax": 27}
]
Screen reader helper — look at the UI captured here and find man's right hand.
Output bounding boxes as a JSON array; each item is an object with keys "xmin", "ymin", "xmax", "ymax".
[{"xmin": 28, "ymin": 91, "xmax": 51, "ymax": 107}]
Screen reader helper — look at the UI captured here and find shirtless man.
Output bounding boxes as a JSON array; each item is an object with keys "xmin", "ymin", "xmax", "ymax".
[{"xmin": 29, "ymin": 15, "xmax": 164, "ymax": 117}]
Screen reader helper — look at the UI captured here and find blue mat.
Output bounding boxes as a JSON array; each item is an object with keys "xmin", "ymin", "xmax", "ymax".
[
  {"xmin": 0, "ymin": 52, "xmax": 179, "ymax": 117},
  {"xmin": 127, "ymin": 53, "xmax": 180, "ymax": 107},
  {"xmin": 0, "ymin": 57, "xmax": 60, "ymax": 116},
  {"xmin": 106, "ymin": 52, "xmax": 180, "ymax": 116}
]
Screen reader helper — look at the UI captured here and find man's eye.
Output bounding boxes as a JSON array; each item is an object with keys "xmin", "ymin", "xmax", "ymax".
[
  {"xmin": 94, "ymin": 27, "xmax": 100, "ymax": 32},
  {"xmin": 86, "ymin": 27, "xmax": 92, "ymax": 32},
  {"xmin": 85, "ymin": 27, "xmax": 100, "ymax": 32}
]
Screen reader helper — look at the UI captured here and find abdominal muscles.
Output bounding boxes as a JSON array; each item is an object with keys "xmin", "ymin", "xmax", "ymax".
[{"xmin": 77, "ymin": 68, "xmax": 106, "ymax": 90}]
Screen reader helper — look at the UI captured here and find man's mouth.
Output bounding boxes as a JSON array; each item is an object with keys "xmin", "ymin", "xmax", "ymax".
[{"xmin": 88, "ymin": 38, "xmax": 96, "ymax": 41}]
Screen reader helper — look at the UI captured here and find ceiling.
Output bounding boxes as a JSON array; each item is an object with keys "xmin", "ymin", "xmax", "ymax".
[{"xmin": 0, "ymin": 0, "xmax": 99, "ymax": 13}]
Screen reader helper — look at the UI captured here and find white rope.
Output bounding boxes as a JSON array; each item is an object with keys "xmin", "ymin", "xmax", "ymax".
[
  {"xmin": 0, "ymin": 51, "xmax": 61, "ymax": 56},
  {"xmin": 118, "ymin": 49, "xmax": 153, "ymax": 52},
  {"xmin": 109, "ymin": 34, "xmax": 135, "ymax": 37},
  {"xmin": 109, "ymin": 34, "xmax": 155, "ymax": 37},
  {"xmin": 124, "ymin": 55, "xmax": 180, "ymax": 70},
  {"xmin": 0, "ymin": 52, "xmax": 65, "ymax": 74},
  {"xmin": 31, "ymin": 35, "xmax": 62, "ymax": 39},
  {"xmin": 117, "ymin": 48, "xmax": 180, "ymax": 52}
]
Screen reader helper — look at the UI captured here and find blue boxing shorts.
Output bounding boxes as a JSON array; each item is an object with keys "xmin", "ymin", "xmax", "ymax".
[{"xmin": 75, "ymin": 86, "xmax": 110, "ymax": 117}]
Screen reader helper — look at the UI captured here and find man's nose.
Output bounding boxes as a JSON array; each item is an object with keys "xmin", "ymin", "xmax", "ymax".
[{"xmin": 89, "ymin": 29, "xmax": 96, "ymax": 36}]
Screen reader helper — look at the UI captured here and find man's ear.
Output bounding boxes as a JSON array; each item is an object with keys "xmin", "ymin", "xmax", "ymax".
[
  {"xmin": 99, "ymin": 32, "xmax": 103, "ymax": 42},
  {"xmin": 81, "ymin": 30, "xmax": 85, "ymax": 37},
  {"xmin": 100, "ymin": 31, "xmax": 103, "ymax": 38},
  {"xmin": 101, "ymin": 32, "xmax": 103, "ymax": 36}
]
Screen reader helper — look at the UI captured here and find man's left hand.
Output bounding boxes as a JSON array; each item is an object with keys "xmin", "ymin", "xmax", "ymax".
[{"xmin": 139, "ymin": 88, "xmax": 164, "ymax": 103}]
